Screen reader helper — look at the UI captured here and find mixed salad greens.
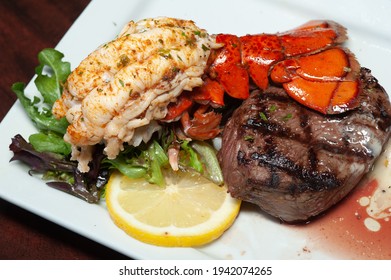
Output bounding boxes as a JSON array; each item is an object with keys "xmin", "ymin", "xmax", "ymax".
[{"xmin": 9, "ymin": 48, "xmax": 223, "ymax": 203}]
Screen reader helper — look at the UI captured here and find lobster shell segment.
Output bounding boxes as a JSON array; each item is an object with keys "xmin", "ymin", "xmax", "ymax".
[
  {"xmin": 280, "ymin": 20, "xmax": 347, "ymax": 57},
  {"xmin": 207, "ymin": 20, "xmax": 349, "ymax": 107},
  {"xmin": 271, "ymin": 47, "xmax": 361, "ymax": 114},
  {"xmin": 240, "ymin": 34, "xmax": 283, "ymax": 90},
  {"xmin": 208, "ymin": 34, "xmax": 250, "ymax": 100}
]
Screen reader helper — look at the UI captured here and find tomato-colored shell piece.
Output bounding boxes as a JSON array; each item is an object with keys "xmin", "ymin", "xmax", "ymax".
[{"xmin": 210, "ymin": 34, "xmax": 250, "ymax": 99}]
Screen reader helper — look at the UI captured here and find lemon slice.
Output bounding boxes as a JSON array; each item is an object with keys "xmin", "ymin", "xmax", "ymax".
[{"xmin": 105, "ymin": 169, "xmax": 241, "ymax": 247}]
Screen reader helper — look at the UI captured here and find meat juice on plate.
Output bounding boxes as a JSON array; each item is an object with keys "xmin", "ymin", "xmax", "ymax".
[{"xmin": 299, "ymin": 139, "xmax": 391, "ymax": 259}]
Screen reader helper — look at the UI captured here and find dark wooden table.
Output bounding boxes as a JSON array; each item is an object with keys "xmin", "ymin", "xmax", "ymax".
[{"xmin": 0, "ymin": 0, "xmax": 129, "ymax": 260}]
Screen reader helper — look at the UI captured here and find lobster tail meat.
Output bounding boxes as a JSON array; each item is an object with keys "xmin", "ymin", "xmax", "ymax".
[{"xmin": 52, "ymin": 17, "xmax": 220, "ymax": 172}]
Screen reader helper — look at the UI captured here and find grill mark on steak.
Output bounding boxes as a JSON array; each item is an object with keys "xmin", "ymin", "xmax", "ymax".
[
  {"xmin": 250, "ymin": 149, "xmax": 340, "ymax": 191},
  {"xmin": 264, "ymin": 135, "xmax": 281, "ymax": 189},
  {"xmin": 218, "ymin": 67, "xmax": 391, "ymax": 222},
  {"xmin": 237, "ymin": 150, "xmax": 250, "ymax": 165},
  {"xmin": 244, "ymin": 110, "xmax": 375, "ymax": 160},
  {"xmin": 246, "ymin": 118, "xmax": 306, "ymax": 142},
  {"xmin": 308, "ymin": 147, "xmax": 318, "ymax": 170}
]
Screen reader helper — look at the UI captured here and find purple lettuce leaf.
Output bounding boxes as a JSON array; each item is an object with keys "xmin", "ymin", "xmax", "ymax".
[{"xmin": 9, "ymin": 134, "xmax": 109, "ymax": 203}]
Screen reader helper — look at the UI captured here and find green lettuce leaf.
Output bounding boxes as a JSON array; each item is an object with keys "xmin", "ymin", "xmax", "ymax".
[
  {"xmin": 180, "ymin": 140, "xmax": 203, "ymax": 173},
  {"xmin": 104, "ymin": 155, "xmax": 147, "ymax": 179},
  {"xmin": 12, "ymin": 82, "xmax": 69, "ymax": 135},
  {"xmin": 191, "ymin": 141, "xmax": 223, "ymax": 185},
  {"xmin": 34, "ymin": 48, "xmax": 71, "ymax": 106},
  {"xmin": 29, "ymin": 132, "xmax": 71, "ymax": 155},
  {"xmin": 12, "ymin": 48, "xmax": 70, "ymax": 136},
  {"xmin": 104, "ymin": 140, "xmax": 169, "ymax": 187},
  {"xmin": 147, "ymin": 140, "xmax": 169, "ymax": 186}
]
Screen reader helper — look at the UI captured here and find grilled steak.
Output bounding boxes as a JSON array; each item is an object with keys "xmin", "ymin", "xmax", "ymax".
[{"xmin": 218, "ymin": 68, "xmax": 391, "ymax": 222}]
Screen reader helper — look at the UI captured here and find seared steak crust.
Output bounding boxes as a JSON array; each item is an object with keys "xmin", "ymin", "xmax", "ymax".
[{"xmin": 218, "ymin": 68, "xmax": 391, "ymax": 222}]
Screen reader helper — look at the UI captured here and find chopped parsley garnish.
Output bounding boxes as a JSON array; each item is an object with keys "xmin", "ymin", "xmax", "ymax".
[
  {"xmin": 244, "ymin": 135, "xmax": 254, "ymax": 141},
  {"xmin": 259, "ymin": 112, "xmax": 268, "ymax": 121},
  {"xmin": 282, "ymin": 113, "xmax": 293, "ymax": 121},
  {"xmin": 172, "ymin": 67, "xmax": 180, "ymax": 73},
  {"xmin": 269, "ymin": 104, "xmax": 277, "ymax": 112},
  {"xmin": 158, "ymin": 49, "xmax": 172, "ymax": 59},
  {"xmin": 117, "ymin": 54, "xmax": 130, "ymax": 67}
]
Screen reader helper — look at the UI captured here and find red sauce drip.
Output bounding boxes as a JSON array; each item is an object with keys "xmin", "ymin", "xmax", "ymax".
[{"xmin": 297, "ymin": 178, "xmax": 391, "ymax": 259}]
